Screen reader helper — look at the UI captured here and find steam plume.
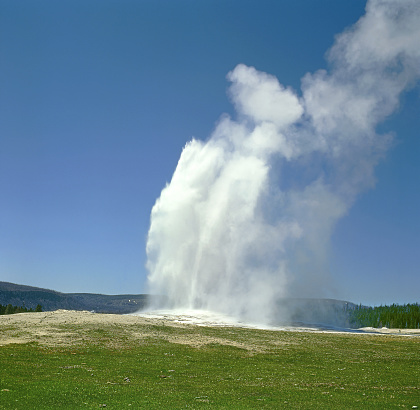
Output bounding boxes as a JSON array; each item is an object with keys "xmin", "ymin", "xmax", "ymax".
[{"xmin": 145, "ymin": 0, "xmax": 420, "ymax": 324}]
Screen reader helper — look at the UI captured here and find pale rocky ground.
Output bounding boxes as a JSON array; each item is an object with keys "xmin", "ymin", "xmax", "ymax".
[
  {"xmin": 0, "ymin": 310, "xmax": 267, "ymax": 351},
  {"xmin": 1, "ymin": 310, "xmax": 419, "ymax": 348}
]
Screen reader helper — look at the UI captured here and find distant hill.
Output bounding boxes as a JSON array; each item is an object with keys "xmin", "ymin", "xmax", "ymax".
[
  {"xmin": 273, "ymin": 297, "xmax": 363, "ymax": 328},
  {"xmin": 1, "ymin": 281, "xmax": 369, "ymax": 326},
  {"xmin": 0, "ymin": 281, "xmax": 151, "ymax": 314}
]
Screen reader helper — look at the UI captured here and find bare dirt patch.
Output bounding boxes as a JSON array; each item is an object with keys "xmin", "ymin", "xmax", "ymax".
[
  {"xmin": 0, "ymin": 310, "xmax": 163, "ymax": 347},
  {"xmin": 1, "ymin": 310, "xmax": 418, "ymax": 350},
  {"xmin": 0, "ymin": 310, "xmax": 267, "ymax": 351}
]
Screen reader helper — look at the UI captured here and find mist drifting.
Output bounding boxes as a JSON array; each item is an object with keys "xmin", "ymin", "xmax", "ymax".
[{"xmin": 146, "ymin": 0, "xmax": 420, "ymax": 324}]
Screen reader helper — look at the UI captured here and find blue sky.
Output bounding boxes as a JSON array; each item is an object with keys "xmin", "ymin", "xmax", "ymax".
[{"xmin": 0, "ymin": 0, "xmax": 418, "ymax": 306}]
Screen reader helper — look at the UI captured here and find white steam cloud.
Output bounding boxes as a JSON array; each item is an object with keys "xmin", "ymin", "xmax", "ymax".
[{"xmin": 145, "ymin": 0, "xmax": 420, "ymax": 324}]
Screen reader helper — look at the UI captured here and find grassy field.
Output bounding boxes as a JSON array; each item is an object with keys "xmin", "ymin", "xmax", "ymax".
[{"xmin": 0, "ymin": 318, "xmax": 419, "ymax": 409}]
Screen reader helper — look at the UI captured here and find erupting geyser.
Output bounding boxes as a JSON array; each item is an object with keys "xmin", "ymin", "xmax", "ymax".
[{"xmin": 145, "ymin": 0, "xmax": 420, "ymax": 324}]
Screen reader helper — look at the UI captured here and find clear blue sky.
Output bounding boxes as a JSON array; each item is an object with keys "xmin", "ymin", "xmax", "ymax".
[{"xmin": 0, "ymin": 0, "xmax": 418, "ymax": 306}]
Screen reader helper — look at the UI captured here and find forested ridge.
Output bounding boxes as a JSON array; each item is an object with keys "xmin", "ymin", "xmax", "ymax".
[
  {"xmin": 0, "ymin": 281, "xmax": 149, "ymax": 313},
  {"xmin": 0, "ymin": 303, "xmax": 42, "ymax": 315},
  {"xmin": 348, "ymin": 303, "xmax": 420, "ymax": 329}
]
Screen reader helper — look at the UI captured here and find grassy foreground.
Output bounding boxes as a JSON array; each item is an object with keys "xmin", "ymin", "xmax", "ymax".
[{"xmin": 0, "ymin": 320, "xmax": 419, "ymax": 409}]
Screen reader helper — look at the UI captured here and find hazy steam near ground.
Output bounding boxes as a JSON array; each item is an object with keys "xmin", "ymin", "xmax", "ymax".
[{"xmin": 145, "ymin": 0, "xmax": 420, "ymax": 325}]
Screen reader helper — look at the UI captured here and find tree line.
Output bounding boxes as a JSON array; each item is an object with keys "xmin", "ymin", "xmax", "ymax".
[
  {"xmin": 0, "ymin": 303, "xmax": 42, "ymax": 315},
  {"xmin": 348, "ymin": 303, "xmax": 420, "ymax": 329}
]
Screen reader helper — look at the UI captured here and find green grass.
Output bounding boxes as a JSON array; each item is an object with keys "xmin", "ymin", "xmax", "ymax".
[{"xmin": 0, "ymin": 323, "xmax": 419, "ymax": 409}]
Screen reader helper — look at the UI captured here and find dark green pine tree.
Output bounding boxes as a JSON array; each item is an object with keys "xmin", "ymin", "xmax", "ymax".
[{"xmin": 4, "ymin": 304, "xmax": 14, "ymax": 315}]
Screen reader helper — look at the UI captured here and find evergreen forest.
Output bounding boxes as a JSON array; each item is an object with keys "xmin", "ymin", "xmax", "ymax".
[
  {"xmin": 0, "ymin": 303, "xmax": 42, "ymax": 315},
  {"xmin": 348, "ymin": 303, "xmax": 420, "ymax": 329}
]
